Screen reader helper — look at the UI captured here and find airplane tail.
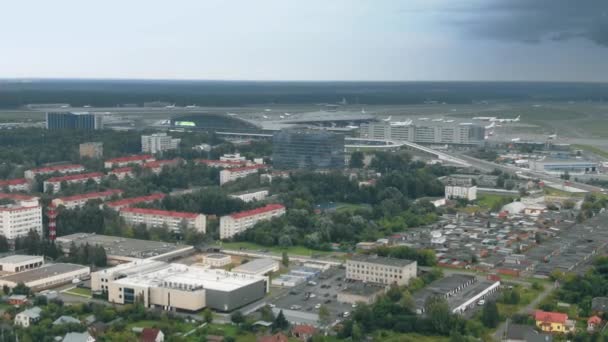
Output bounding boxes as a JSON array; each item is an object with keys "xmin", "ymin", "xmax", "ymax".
[{"xmin": 515, "ymin": 115, "xmax": 521, "ymax": 121}]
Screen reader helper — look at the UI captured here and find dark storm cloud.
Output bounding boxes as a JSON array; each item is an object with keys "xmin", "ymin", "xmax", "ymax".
[{"xmin": 455, "ymin": 0, "xmax": 608, "ymax": 47}]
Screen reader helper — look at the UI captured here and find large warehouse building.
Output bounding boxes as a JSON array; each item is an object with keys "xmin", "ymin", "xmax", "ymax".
[
  {"xmin": 0, "ymin": 263, "xmax": 90, "ymax": 290},
  {"xmin": 92, "ymin": 260, "xmax": 267, "ymax": 312}
]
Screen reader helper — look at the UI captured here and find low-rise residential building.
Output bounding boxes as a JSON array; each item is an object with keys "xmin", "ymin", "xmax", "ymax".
[
  {"xmin": 108, "ymin": 167, "xmax": 134, "ymax": 180},
  {"xmin": 43, "ymin": 172, "xmax": 104, "ymax": 193},
  {"xmin": 140, "ymin": 328, "xmax": 164, "ymax": 342},
  {"xmin": 62, "ymin": 332, "xmax": 96, "ymax": 342},
  {"xmin": 104, "ymin": 155, "xmax": 155, "ymax": 169},
  {"xmin": 232, "ymin": 258, "xmax": 280, "ymax": 276},
  {"xmin": 219, "ymin": 204, "xmax": 286, "ymax": 239},
  {"xmin": 229, "ymin": 189, "xmax": 269, "ymax": 203},
  {"xmin": 0, "ymin": 255, "xmax": 44, "ymax": 273},
  {"xmin": 0, "ymin": 263, "xmax": 90, "ymax": 290},
  {"xmin": 195, "ymin": 159, "xmax": 247, "ymax": 169},
  {"xmin": 219, "ymin": 165, "xmax": 265, "ymax": 185},
  {"xmin": 142, "ymin": 159, "xmax": 182, "ymax": 174},
  {"xmin": 105, "ymin": 193, "xmax": 166, "ymax": 211},
  {"xmin": 0, "ymin": 193, "xmax": 43, "ymax": 240},
  {"xmin": 588, "ymin": 316, "xmax": 602, "ymax": 332},
  {"xmin": 52, "ymin": 189, "xmax": 123, "ymax": 209},
  {"xmin": 120, "ymin": 207, "xmax": 206, "ymax": 233},
  {"xmin": 141, "ymin": 133, "xmax": 180, "ymax": 154},
  {"xmin": 203, "ymin": 254, "xmax": 232, "ymax": 268},
  {"xmin": 346, "ymin": 255, "xmax": 417, "ymax": 286},
  {"xmin": 0, "ymin": 178, "xmax": 31, "ymax": 192},
  {"xmin": 24, "ymin": 164, "xmax": 85, "ymax": 180},
  {"xmin": 14, "ymin": 307, "xmax": 42, "ymax": 327},
  {"xmin": 503, "ymin": 324, "xmax": 553, "ymax": 342},
  {"xmin": 534, "ymin": 310, "xmax": 575, "ymax": 333},
  {"xmin": 7, "ymin": 294, "xmax": 28, "ymax": 306}
]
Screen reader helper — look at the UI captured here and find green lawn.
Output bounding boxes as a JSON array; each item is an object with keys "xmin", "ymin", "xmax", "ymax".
[
  {"xmin": 372, "ymin": 332, "xmax": 449, "ymax": 342},
  {"xmin": 64, "ymin": 287, "xmax": 92, "ymax": 298},
  {"xmin": 476, "ymin": 194, "xmax": 514, "ymax": 211},
  {"xmin": 335, "ymin": 203, "xmax": 371, "ymax": 213},
  {"xmin": 0, "ymin": 110, "xmax": 45, "ymax": 123},
  {"xmin": 202, "ymin": 324, "xmax": 257, "ymax": 342},
  {"xmin": 572, "ymin": 144, "xmax": 608, "ymax": 159},
  {"xmin": 221, "ymin": 241, "xmax": 335, "ymax": 257}
]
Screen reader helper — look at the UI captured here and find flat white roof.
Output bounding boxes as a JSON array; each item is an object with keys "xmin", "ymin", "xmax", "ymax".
[
  {"xmin": 0, "ymin": 255, "xmax": 43, "ymax": 264},
  {"xmin": 232, "ymin": 258, "xmax": 278, "ymax": 273}
]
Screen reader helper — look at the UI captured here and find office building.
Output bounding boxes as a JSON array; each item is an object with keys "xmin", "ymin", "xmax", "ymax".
[
  {"xmin": 51, "ymin": 189, "xmax": 123, "ymax": 210},
  {"xmin": 104, "ymin": 155, "xmax": 155, "ymax": 169},
  {"xmin": 0, "ymin": 194, "xmax": 43, "ymax": 240},
  {"xmin": 120, "ymin": 207, "xmax": 206, "ymax": 233},
  {"xmin": 104, "ymin": 193, "xmax": 166, "ymax": 211},
  {"xmin": 229, "ymin": 189, "xmax": 269, "ymax": 203},
  {"xmin": 359, "ymin": 120, "xmax": 485, "ymax": 145},
  {"xmin": 43, "ymin": 172, "xmax": 104, "ymax": 193},
  {"xmin": 141, "ymin": 133, "xmax": 181, "ymax": 154},
  {"xmin": 24, "ymin": 164, "xmax": 85, "ymax": 180},
  {"xmin": 0, "ymin": 255, "xmax": 44, "ymax": 273},
  {"xmin": 232, "ymin": 258, "xmax": 280, "ymax": 276},
  {"xmin": 79, "ymin": 142, "xmax": 103, "ymax": 159},
  {"xmin": 444, "ymin": 178, "xmax": 477, "ymax": 201},
  {"xmin": 46, "ymin": 112, "xmax": 103, "ymax": 130},
  {"xmin": 346, "ymin": 255, "xmax": 417, "ymax": 286},
  {"xmin": 0, "ymin": 178, "xmax": 31, "ymax": 192},
  {"xmin": 219, "ymin": 204, "xmax": 286, "ymax": 239},
  {"xmin": 272, "ymin": 130, "xmax": 345, "ymax": 170},
  {"xmin": 0, "ymin": 263, "xmax": 90, "ymax": 290},
  {"xmin": 92, "ymin": 260, "xmax": 267, "ymax": 312},
  {"xmin": 219, "ymin": 165, "xmax": 264, "ymax": 185}
]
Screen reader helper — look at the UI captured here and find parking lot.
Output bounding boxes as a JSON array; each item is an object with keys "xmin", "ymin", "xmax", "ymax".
[{"xmin": 270, "ymin": 267, "xmax": 356, "ymax": 323}]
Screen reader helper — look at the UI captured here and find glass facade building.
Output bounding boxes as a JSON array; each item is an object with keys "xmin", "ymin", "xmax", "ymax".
[
  {"xmin": 272, "ymin": 129, "xmax": 345, "ymax": 170},
  {"xmin": 46, "ymin": 112, "xmax": 103, "ymax": 130}
]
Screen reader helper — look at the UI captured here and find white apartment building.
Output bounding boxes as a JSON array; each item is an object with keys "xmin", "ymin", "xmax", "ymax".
[
  {"xmin": 445, "ymin": 184, "xmax": 477, "ymax": 201},
  {"xmin": 43, "ymin": 172, "xmax": 104, "ymax": 193},
  {"xmin": 0, "ymin": 178, "xmax": 31, "ymax": 192},
  {"xmin": 220, "ymin": 153, "xmax": 247, "ymax": 163},
  {"xmin": 229, "ymin": 189, "xmax": 269, "ymax": 203},
  {"xmin": 120, "ymin": 207, "xmax": 206, "ymax": 233},
  {"xmin": 24, "ymin": 164, "xmax": 85, "ymax": 180},
  {"xmin": 141, "ymin": 133, "xmax": 181, "ymax": 154},
  {"xmin": 0, "ymin": 194, "xmax": 43, "ymax": 240},
  {"xmin": 219, "ymin": 204, "xmax": 285, "ymax": 239},
  {"xmin": 346, "ymin": 255, "xmax": 417, "ymax": 286},
  {"xmin": 219, "ymin": 165, "xmax": 264, "ymax": 185},
  {"xmin": 104, "ymin": 155, "xmax": 155, "ymax": 169},
  {"xmin": 51, "ymin": 189, "xmax": 123, "ymax": 209}
]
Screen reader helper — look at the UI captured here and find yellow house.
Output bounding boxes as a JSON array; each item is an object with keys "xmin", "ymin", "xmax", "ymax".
[{"xmin": 534, "ymin": 310, "xmax": 571, "ymax": 333}]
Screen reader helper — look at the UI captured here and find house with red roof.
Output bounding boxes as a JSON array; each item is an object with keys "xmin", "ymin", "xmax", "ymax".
[
  {"xmin": 51, "ymin": 189, "xmax": 123, "ymax": 209},
  {"xmin": 0, "ymin": 178, "xmax": 31, "ymax": 192},
  {"xmin": 104, "ymin": 193, "xmax": 166, "ymax": 211},
  {"xmin": 534, "ymin": 310, "xmax": 574, "ymax": 333},
  {"xmin": 291, "ymin": 324, "xmax": 317, "ymax": 341},
  {"xmin": 219, "ymin": 204, "xmax": 286, "ymax": 239},
  {"xmin": 24, "ymin": 164, "xmax": 85, "ymax": 180},
  {"xmin": 43, "ymin": 172, "xmax": 104, "ymax": 193},
  {"xmin": 108, "ymin": 167, "xmax": 134, "ymax": 180},
  {"xmin": 142, "ymin": 159, "xmax": 182, "ymax": 174},
  {"xmin": 588, "ymin": 315, "xmax": 602, "ymax": 332},
  {"xmin": 120, "ymin": 207, "xmax": 206, "ymax": 233},
  {"xmin": 257, "ymin": 333, "xmax": 288, "ymax": 342},
  {"xmin": 104, "ymin": 155, "xmax": 155, "ymax": 169},
  {"xmin": 139, "ymin": 328, "xmax": 164, "ymax": 342}
]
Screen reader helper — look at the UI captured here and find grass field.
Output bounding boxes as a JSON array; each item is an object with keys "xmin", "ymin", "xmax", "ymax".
[
  {"xmin": 221, "ymin": 241, "xmax": 335, "ymax": 257},
  {"xmin": 64, "ymin": 287, "xmax": 92, "ymax": 298},
  {"xmin": 477, "ymin": 194, "xmax": 514, "ymax": 210},
  {"xmin": 572, "ymin": 121, "xmax": 608, "ymax": 138},
  {"xmin": 573, "ymin": 144, "xmax": 608, "ymax": 159},
  {"xmin": 0, "ymin": 111, "xmax": 45, "ymax": 122}
]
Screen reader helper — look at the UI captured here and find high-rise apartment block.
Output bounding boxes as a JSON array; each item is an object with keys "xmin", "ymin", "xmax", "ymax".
[{"xmin": 141, "ymin": 133, "xmax": 181, "ymax": 154}]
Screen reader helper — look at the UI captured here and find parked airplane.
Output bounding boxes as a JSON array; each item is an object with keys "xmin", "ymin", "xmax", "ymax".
[
  {"xmin": 472, "ymin": 116, "xmax": 497, "ymax": 121},
  {"xmin": 495, "ymin": 115, "xmax": 520, "ymax": 123},
  {"xmin": 485, "ymin": 122, "xmax": 496, "ymax": 129},
  {"xmin": 547, "ymin": 133, "xmax": 557, "ymax": 139},
  {"xmin": 382, "ymin": 116, "xmax": 392, "ymax": 122},
  {"xmin": 511, "ymin": 137, "xmax": 521, "ymax": 142}
]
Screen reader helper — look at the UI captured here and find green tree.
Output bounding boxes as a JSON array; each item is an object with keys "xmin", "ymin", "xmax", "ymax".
[
  {"xmin": 481, "ymin": 301, "xmax": 500, "ymax": 328},
  {"xmin": 282, "ymin": 251, "xmax": 289, "ymax": 267},
  {"xmin": 318, "ymin": 304, "xmax": 331, "ymax": 326},
  {"xmin": 424, "ymin": 296, "xmax": 452, "ymax": 335},
  {"xmin": 203, "ymin": 308, "xmax": 213, "ymax": 323},
  {"xmin": 349, "ymin": 151, "xmax": 365, "ymax": 169},
  {"xmin": 274, "ymin": 309, "xmax": 289, "ymax": 330},
  {"xmin": 231, "ymin": 310, "xmax": 245, "ymax": 325},
  {"xmin": 0, "ymin": 235, "xmax": 9, "ymax": 252},
  {"xmin": 351, "ymin": 322, "xmax": 362, "ymax": 341},
  {"xmin": 12, "ymin": 283, "xmax": 31, "ymax": 296}
]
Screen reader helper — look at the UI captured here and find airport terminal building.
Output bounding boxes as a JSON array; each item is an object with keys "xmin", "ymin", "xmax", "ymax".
[{"xmin": 359, "ymin": 120, "xmax": 485, "ymax": 146}]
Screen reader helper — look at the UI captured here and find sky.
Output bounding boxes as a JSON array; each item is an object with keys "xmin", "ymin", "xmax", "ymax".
[{"xmin": 1, "ymin": 0, "xmax": 608, "ymax": 82}]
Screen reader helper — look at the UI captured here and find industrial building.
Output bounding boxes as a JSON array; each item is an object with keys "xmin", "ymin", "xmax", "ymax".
[
  {"xmin": 0, "ymin": 263, "xmax": 90, "ymax": 290},
  {"xmin": 56, "ymin": 233, "xmax": 194, "ymax": 264},
  {"xmin": 203, "ymin": 254, "xmax": 232, "ymax": 268},
  {"xmin": 46, "ymin": 112, "xmax": 103, "ymax": 130},
  {"xmin": 530, "ymin": 159, "xmax": 598, "ymax": 176},
  {"xmin": 219, "ymin": 165, "xmax": 264, "ymax": 185},
  {"xmin": 120, "ymin": 207, "xmax": 206, "ymax": 233},
  {"xmin": 229, "ymin": 189, "xmax": 269, "ymax": 203},
  {"xmin": 0, "ymin": 194, "xmax": 43, "ymax": 240},
  {"xmin": 0, "ymin": 255, "xmax": 44, "ymax": 273},
  {"xmin": 79, "ymin": 142, "xmax": 103, "ymax": 159},
  {"xmin": 51, "ymin": 189, "xmax": 123, "ymax": 209},
  {"xmin": 92, "ymin": 260, "xmax": 267, "ymax": 312},
  {"xmin": 232, "ymin": 258, "xmax": 280, "ymax": 276},
  {"xmin": 272, "ymin": 129, "xmax": 345, "ymax": 170},
  {"xmin": 346, "ymin": 255, "xmax": 417, "ymax": 286},
  {"xmin": 219, "ymin": 204, "xmax": 286, "ymax": 239},
  {"xmin": 0, "ymin": 178, "xmax": 31, "ymax": 192},
  {"xmin": 24, "ymin": 164, "xmax": 85, "ymax": 180},
  {"xmin": 359, "ymin": 119, "xmax": 485, "ymax": 146},
  {"xmin": 104, "ymin": 155, "xmax": 156, "ymax": 169},
  {"xmin": 104, "ymin": 193, "xmax": 166, "ymax": 211},
  {"xmin": 43, "ymin": 172, "xmax": 104, "ymax": 193},
  {"xmin": 141, "ymin": 133, "xmax": 181, "ymax": 154}
]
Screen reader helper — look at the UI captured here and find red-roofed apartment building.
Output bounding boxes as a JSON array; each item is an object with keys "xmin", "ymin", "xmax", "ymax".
[
  {"xmin": 0, "ymin": 178, "xmax": 31, "ymax": 192},
  {"xmin": 142, "ymin": 159, "xmax": 182, "ymax": 174},
  {"xmin": 51, "ymin": 189, "xmax": 123, "ymax": 209},
  {"xmin": 43, "ymin": 172, "xmax": 104, "ymax": 193},
  {"xmin": 120, "ymin": 207, "xmax": 206, "ymax": 233},
  {"xmin": 219, "ymin": 204, "xmax": 285, "ymax": 239},
  {"xmin": 105, "ymin": 193, "xmax": 166, "ymax": 211},
  {"xmin": 24, "ymin": 164, "xmax": 85, "ymax": 180},
  {"xmin": 0, "ymin": 194, "xmax": 43, "ymax": 240},
  {"xmin": 104, "ymin": 155, "xmax": 155, "ymax": 169},
  {"xmin": 219, "ymin": 165, "xmax": 265, "ymax": 185}
]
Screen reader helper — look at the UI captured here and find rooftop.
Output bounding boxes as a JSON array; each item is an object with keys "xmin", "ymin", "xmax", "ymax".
[
  {"xmin": 46, "ymin": 172, "xmax": 104, "ymax": 183},
  {"xmin": 349, "ymin": 254, "xmax": 416, "ymax": 268},
  {"xmin": 56, "ymin": 233, "xmax": 192, "ymax": 259},
  {"xmin": 0, "ymin": 193, "xmax": 38, "ymax": 201},
  {"xmin": 0, "ymin": 254, "xmax": 43, "ymax": 264},
  {"xmin": 340, "ymin": 282, "xmax": 386, "ymax": 297},
  {"xmin": 106, "ymin": 193, "xmax": 165, "ymax": 208},
  {"xmin": 0, "ymin": 263, "xmax": 88, "ymax": 284},
  {"xmin": 54, "ymin": 189, "xmax": 123, "ymax": 203},
  {"xmin": 535, "ymin": 310, "xmax": 568, "ymax": 324},
  {"xmin": 225, "ymin": 165, "xmax": 264, "ymax": 172},
  {"xmin": 206, "ymin": 253, "xmax": 230, "ymax": 260},
  {"xmin": 28, "ymin": 164, "xmax": 84, "ymax": 173},
  {"xmin": 109, "ymin": 167, "xmax": 133, "ymax": 173},
  {"xmin": 120, "ymin": 207, "xmax": 201, "ymax": 219},
  {"xmin": 229, "ymin": 204, "xmax": 285, "ymax": 219},
  {"xmin": 0, "ymin": 178, "xmax": 28, "ymax": 186},
  {"xmin": 105, "ymin": 155, "xmax": 154, "ymax": 164},
  {"xmin": 232, "ymin": 258, "xmax": 278, "ymax": 273}
]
